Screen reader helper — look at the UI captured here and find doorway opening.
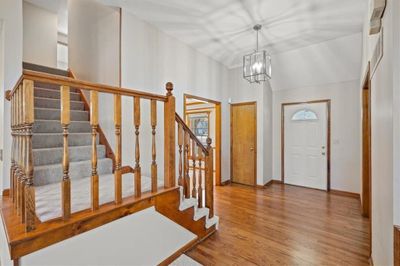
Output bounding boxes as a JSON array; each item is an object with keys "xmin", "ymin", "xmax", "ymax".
[
  {"xmin": 230, "ymin": 101, "xmax": 257, "ymax": 186},
  {"xmin": 281, "ymin": 100, "xmax": 331, "ymax": 191},
  {"xmin": 183, "ymin": 94, "xmax": 222, "ymax": 186}
]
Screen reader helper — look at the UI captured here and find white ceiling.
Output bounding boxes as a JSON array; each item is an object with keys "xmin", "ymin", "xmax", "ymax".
[
  {"xmin": 25, "ymin": 0, "xmax": 367, "ymax": 68},
  {"xmin": 114, "ymin": 0, "xmax": 366, "ymax": 68}
]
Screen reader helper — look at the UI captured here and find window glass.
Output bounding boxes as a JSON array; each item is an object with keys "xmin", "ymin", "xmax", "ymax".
[{"xmin": 291, "ymin": 109, "xmax": 318, "ymax": 121}]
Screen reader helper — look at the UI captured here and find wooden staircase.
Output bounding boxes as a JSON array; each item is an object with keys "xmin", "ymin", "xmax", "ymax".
[{"xmin": 1, "ymin": 63, "xmax": 218, "ymax": 264}]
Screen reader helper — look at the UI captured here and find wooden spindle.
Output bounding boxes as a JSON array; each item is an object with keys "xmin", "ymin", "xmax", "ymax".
[
  {"xmin": 114, "ymin": 94, "xmax": 122, "ymax": 204},
  {"xmin": 197, "ymin": 146, "xmax": 203, "ymax": 208},
  {"xmin": 10, "ymin": 94, "xmax": 15, "ymax": 201},
  {"xmin": 191, "ymin": 139, "xmax": 197, "ymax": 198},
  {"xmin": 15, "ymin": 87, "xmax": 20, "ymax": 208},
  {"xmin": 19, "ymin": 87, "xmax": 26, "ymax": 222},
  {"xmin": 90, "ymin": 91, "xmax": 99, "ymax": 210},
  {"xmin": 164, "ymin": 82, "xmax": 175, "ymax": 188},
  {"xmin": 205, "ymin": 138, "xmax": 214, "ymax": 218},
  {"xmin": 23, "ymin": 79, "xmax": 35, "ymax": 231},
  {"xmin": 177, "ymin": 124, "xmax": 183, "ymax": 186},
  {"xmin": 17, "ymin": 87, "xmax": 23, "ymax": 215},
  {"xmin": 61, "ymin": 85, "xmax": 71, "ymax": 220},
  {"xmin": 151, "ymin": 99, "xmax": 157, "ymax": 193},
  {"xmin": 184, "ymin": 131, "xmax": 190, "ymax": 198},
  {"xmin": 134, "ymin": 97, "xmax": 141, "ymax": 197}
]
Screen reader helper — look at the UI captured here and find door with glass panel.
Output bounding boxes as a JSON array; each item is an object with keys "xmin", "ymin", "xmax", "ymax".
[{"xmin": 283, "ymin": 102, "xmax": 328, "ymax": 190}]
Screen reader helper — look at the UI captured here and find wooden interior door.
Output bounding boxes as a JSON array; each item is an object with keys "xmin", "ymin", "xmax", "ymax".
[{"xmin": 231, "ymin": 102, "xmax": 256, "ymax": 186}]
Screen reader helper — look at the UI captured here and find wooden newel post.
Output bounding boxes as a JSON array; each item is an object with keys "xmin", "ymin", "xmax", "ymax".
[
  {"xmin": 205, "ymin": 137, "xmax": 214, "ymax": 218},
  {"xmin": 164, "ymin": 82, "xmax": 175, "ymax": 188},
  {"xmin": 61, "ymin": 85, "xmax": 71, "ymax": 220},
  {"xmin": 23, "ymin": 80, "xmax": 36, "ymax": 231},
  {"xmin": 90, "ymin": 91, "xmax": 99, "ymax": 210}
]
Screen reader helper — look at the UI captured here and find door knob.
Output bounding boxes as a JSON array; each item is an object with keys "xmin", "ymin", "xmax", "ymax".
[{"xmin": 250, "ymin": 147, "xmax": 254, "ymax": 151}]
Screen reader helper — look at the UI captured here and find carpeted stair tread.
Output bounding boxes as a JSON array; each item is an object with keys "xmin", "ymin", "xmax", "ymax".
[
  {"xmin": 35, "ymin": 108, "xmax": 89, "ymax": 121},
  {"xmin": 33, "ymin": 145, "xmax": 107, "ymax": 166},
  {"xmin": 34, "ymin": 88, "xmax": 81, "ymax": 101},
  {"xmin": 34, "ymin": 158, "xmax": 113, "ymax": 186},
  {"xmin": 32, "ymin": 132, "xmax": 98, "ymax": 149},
  {"xmin": 33, "ymin": 120, "xmax": 91, "ymax": 133},
  {"xmin": 35, "ymin": 97, "xmax": 84, "ymax": 110}
]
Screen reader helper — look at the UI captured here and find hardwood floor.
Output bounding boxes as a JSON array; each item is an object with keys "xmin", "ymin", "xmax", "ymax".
[{"xmin": 186, "ymin": 183, "xmax": 370, "ymax": 265}]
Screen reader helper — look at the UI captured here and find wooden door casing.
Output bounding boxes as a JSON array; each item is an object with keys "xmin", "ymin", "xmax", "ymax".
[{"xmin": 230, "ymin": 102, "xmax": 257, "ymax": 186}]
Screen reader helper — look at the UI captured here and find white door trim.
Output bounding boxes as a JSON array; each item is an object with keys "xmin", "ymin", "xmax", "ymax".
[{"xmin": 281, "ymin": 99, "xmax": 331, "ymax": 191}]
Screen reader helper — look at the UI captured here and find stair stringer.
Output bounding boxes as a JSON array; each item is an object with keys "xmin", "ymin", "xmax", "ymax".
[
  {"xmin": 178, "ymin": 187, "xmax": 219, "ymax": 230},
  {"xmin": 154, "ymin": 187, "xmax": 218, "ymax": 239}
]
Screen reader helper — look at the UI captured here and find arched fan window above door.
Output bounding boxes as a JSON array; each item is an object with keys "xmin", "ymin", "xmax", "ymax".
[{"xmin": 291, "ymin": 109, "xmax": 318, "ymax": 121}]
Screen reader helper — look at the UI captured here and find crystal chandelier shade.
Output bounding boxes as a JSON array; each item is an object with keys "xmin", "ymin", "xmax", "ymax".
[{"xmin": 243, "ymin": 25, "xmax": 271, "ymax": 83}]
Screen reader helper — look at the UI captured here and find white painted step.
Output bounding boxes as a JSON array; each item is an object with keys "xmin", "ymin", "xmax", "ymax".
[
  {"xmin": 170, "ymin": 255, "xmax": 202, "ymax": 266},
  {"xmin": 178, "ymin": 186, "xmax": 220, "ymax": 230},
  {"xmin": 19, "ymin": 207, "xmax": 197, "ymax": 266}
]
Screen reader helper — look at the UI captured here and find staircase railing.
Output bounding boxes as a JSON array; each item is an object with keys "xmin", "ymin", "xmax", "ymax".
[
  {"xmin": 175, "ymin": 113, "xmax": 214, "ymax": 218},
  {"xmin": 6, "ymin": 70, "xmax": 177, "ymax": 232}
]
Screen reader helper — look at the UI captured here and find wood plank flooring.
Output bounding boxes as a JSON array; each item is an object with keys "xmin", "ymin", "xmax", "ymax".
[{"xmin": 186, "ymin": 183, "xmax": 370, "ymax": 265}]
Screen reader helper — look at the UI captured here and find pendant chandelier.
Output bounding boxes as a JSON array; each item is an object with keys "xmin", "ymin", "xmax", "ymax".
[{"xmin": 243, "ymin": 24, "xmax": 271, "ymax": 83}]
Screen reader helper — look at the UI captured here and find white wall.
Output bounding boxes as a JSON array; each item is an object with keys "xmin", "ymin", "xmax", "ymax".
[
  {"xmin": 263, "ymin": 81, "xmax": 273, "ymax": 183},
  {"xmin": 0, "ymin": 0, "xmax": 23, "ymax": 194},
  {"xmin": 269, "ymin": 33, "xmax": 362, "ymax": 194},
  {"xmin": 121, "ymin": 9, "xmax": 230, "ymax": 182},
  {"xmin": 360, "ymin": 0, "xmax": 395, "ymax": 264},
  {"xmin": 273, "ymin": 80, "xmax": 361, "ymax": 193},
  {"xmin": 270, "ymin": 34, "xmax": 363, "ymax": 91},
  {"xmin": 23, "ymin": 1, "xmax": 57, "ymax": 68},
  {"xmin": 0, "ymin": 1, "xmax": 22, "ymax": 263},
  {"xmin": 68, "ymin": 0, "xmax": 120, "ymax": 178}
]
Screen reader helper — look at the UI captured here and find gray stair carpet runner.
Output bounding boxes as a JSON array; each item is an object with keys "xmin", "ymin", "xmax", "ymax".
[{"xmin": 32, "ymin": 82, "xmax": 113, "ymax": 186}]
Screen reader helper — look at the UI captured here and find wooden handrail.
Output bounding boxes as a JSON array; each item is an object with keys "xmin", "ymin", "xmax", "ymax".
[
  {"xmin": 175, "ymin": 113, "xmax": 208, "ymax": 155},
  {"xmin": 8, "ymin": 70, "xmax": 168, "ymax": 102}
]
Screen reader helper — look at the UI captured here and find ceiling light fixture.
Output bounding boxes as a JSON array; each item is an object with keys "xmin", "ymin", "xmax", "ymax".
[{"xmin": 243, "ymin": 24, "xmax": 271, "ymax": 83}]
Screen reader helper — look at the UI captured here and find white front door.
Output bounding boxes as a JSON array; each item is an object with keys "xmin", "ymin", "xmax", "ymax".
[{"xmin": 284, "ymin": 102, "xmax": 328, "ymax": 190}]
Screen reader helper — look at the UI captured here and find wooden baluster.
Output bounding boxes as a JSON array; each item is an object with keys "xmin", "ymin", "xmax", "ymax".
[
  {"xmin": 197, "ymin": 146, "xmax": 203, "ymax": 208},
  {"xmin": 134, "ymin": 97, "xmax": 141, "ymax": 197},
  {"xmin": 61, "ymin": 85, "xmax": 71, "ymax": 220},
  {"xmin": 177, "ymin": 124, "xmax": 183, "ymax": 186},
  {"xmin": 151, "ymin": 99, "xmax": 157, "ymax": 193},
  {"xmin": 114, "ymin": 94, "xmax": 122, "ymax": 204},
  {"xmin": 205, "ymin": 138, "xmax": 214, "ymax": 218},
  {"xmin": 17, "ymin": 87, "xmax": 23, "ymax": 215},
  {"xmin": 184, "ymin": 131, "xmax": 190, "ymax": 198},
  {"xmin": 20, "ymin": 125, "xmax": 26, "ymax": 222},
  {"xmin": 23, "ymin": 80, "xmax": 35, "ymax": 231},
  {"xmin": 15, "ymin": 87, "xmax": 20, "ymax": 209},
  {"xmin": 20, "ymin": 85, "xmax": 26, "ymax": 223},
  {"xmin": 10, "ymin": 93, "xmax": 15, "ymax": 201},
  {"xmin": 90, "ymin": 91, "xmax": 99, "ymax": 210},
  {"xmin": 164, "ymin": 82, "xmax": 175, "ymax": 188},
  {"xmin": 191, "ymin": 139, "xmax": 197, "ymax": 198}
]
